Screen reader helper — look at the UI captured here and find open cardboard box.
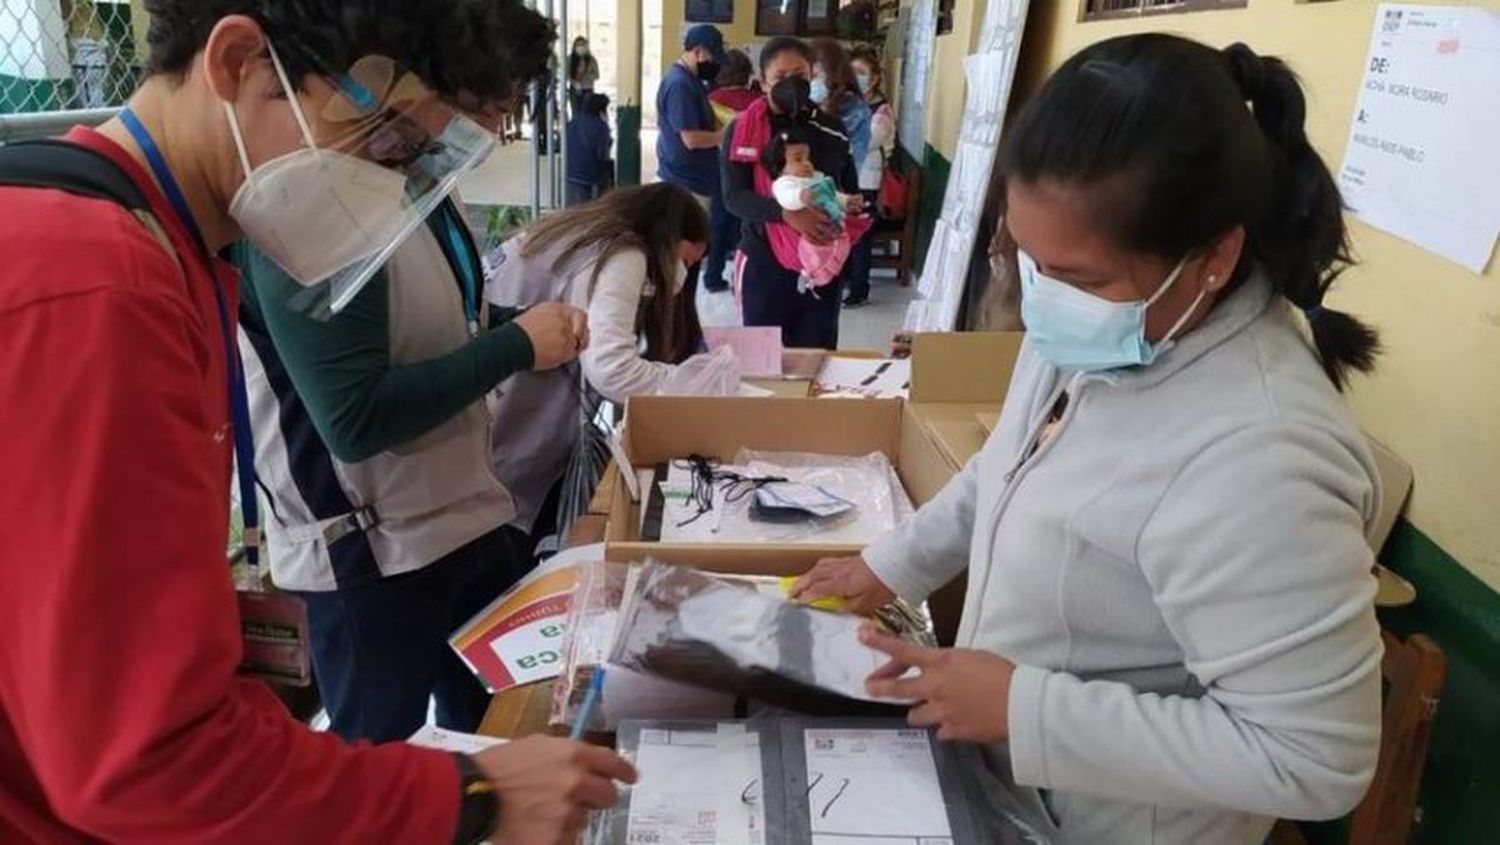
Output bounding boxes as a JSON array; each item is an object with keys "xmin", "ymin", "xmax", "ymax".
[
  {"xmin": 603, "ymin": 396, "xmax": 918, "ymax": 567},
  {"xmin": 601, "ymin": 334, "xmax": 1025, "ymax": 572},
  {"xmin": 906, "ymin": 331, "xmax": 1024, "ymax": 472},
  {"xmin": 601, "ymin": 335, "xmax": 1024, "ymax": 642}
]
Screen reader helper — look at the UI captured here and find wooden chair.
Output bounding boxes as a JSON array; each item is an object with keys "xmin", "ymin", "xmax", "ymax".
[
  {"xmin": 1270, "ymin": 630, "xmax": 1447, "ymax": 845},
  {"xmin": 869, "ymin": 166, "xmax": 922, "ymax": 287}
]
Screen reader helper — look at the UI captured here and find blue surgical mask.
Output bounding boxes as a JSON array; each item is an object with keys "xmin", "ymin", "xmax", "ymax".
[
  {"xmin": 809, "ymin": 76, "xmax": 830, "ymax": 104},
  {"xmin": 1017, "ymin": 250, "xmax": 1203, "ymax": 372},
  {"xmin": 855, "ymin": 73, "xmax": 873, "ymax": 95}
]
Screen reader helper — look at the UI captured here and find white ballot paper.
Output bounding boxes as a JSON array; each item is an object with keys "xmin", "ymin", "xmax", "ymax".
[
  {"xmin": 407, "ymin": 725, "xmax": 506, "ymax": 754},
  {"xmin": 803, "ymin": 728, "xmax": 954, "ymax": 845},
  {"xmin": 1339, "ymin": 4, "xmax": 1500, "ymax": 272},
  {"xmin": 626, "ymin": 724, "xmax": 767, "ymax": 845}
]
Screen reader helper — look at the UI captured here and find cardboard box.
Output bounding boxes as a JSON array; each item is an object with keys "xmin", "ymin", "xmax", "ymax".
[
  {"xmin": 604, "ymin": 396, "xmax": 908, "ymax": 568},
  {"xmin": 600, "ymin": 335, "xmax": 1024, "ymax": 644},
  {"xmin": 906, "ymin": 332, "xmax": 1024, "ymax": 472},
  {"xmin": 603, "ymin": 335, "xmax": 1026, "ymax": 561}
]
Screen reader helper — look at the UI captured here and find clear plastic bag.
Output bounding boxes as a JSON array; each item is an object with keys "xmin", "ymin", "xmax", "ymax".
[
  {"xmin": 588, "ymin": 717, "xmax": 788, "ymax": 845},
  {"xmin": 658, "ymin": 450, "xmax": 913, "ymax": 545},
  {"xmin": 588, "ymin": 715, "xmax": 1055, "ymax": 845},
  {"xmin": 608, "ymin": 562, "xmax": 910, "ymax": 715},
  {"xmin": 657, "ymin": 344, "xmax": 742, "ymax": 397},
  {"xmin": 552, "ymin": 561, "xmax": 735, "ymax": 733}
]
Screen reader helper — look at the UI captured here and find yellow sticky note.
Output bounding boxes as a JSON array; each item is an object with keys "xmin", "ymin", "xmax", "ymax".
[{"xmin": 779, "ymin": 576, "xmax": 848, "ymax": 612}]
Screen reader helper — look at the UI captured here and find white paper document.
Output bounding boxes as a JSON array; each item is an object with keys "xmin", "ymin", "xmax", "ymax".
[
  {"xmin": 626, "ymin": 725, "xmax": 766, "ymax": 845},
  {"xmin": 803, "ymin": 728, "xmax": 954, "ymax": 845},
  {"xmin": 813, "ymin": 358, "xmax": 912, "ymax": 399},
  {"xmin": 1339, "ymin": 4, "xmax": 1500, "ymax": 272},
  {"xmin": 407, "ymin": 725, "xmax": 506, "ymax": 754}
]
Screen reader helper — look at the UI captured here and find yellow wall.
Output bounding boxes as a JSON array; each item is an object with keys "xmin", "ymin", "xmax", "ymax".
[
  {"xmin": 1023, "ymin": 0, "xmax": 1500, "ymax": 590},
  {"xmin": 923, "ymin": 0, "xmax": 989, "ymax": 160},
  {"xmin": 617, "ymin": 0, "xmax": 643, "ymax": 105}
]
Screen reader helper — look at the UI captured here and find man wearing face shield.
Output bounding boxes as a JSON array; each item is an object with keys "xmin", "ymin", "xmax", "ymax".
[
  {"xmin": 231, "ymin": 5, "xmax": 592, "ymax": 748},
  {"xmin": 0, "ymin": 2, "xmax": 631, "ymax": 843}
]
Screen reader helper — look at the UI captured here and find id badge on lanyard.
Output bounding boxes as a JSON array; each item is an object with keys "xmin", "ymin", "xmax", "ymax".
[{"xmin": 121, "ymin": 109, "xmax": 312, "ymax": 686}]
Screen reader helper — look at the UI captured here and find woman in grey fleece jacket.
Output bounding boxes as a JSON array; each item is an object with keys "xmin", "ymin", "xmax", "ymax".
[{"xmin": 795, "ymin": 35, "xmax": 1385, "ymax": 844}]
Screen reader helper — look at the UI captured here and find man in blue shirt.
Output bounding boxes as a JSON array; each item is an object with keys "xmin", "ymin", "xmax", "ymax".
[
  {"xmin": 657, "ymin": 24, "xmax": 726, "ymax": 288},
  {"xmin": 567, "ymin": 93, "xmax": 613, "ymax": 205}
]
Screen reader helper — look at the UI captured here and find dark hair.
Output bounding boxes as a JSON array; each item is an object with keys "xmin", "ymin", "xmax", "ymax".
[
  {"xmin": 586, "ymin": 93, "xmax": 610, "ymax": 116},
  {"xmin": 142, "ymin": 0, "xmax": 554, "ymax": 105},
  {"xmin": 850, "ymin": 46, "xmax": 881, "ymax": 80},
  {"xmin": 762, "ymin": 125, "xmax": 815, "ymax": 176},
  {"xmin": 1003, "ymin": 34, "xmax": 1377, "ymax": 390},
  {"xmin": 521, "ymin": 183, "xmax": 709, "ymax": 363},
  {"xmin": 717, "ymin": 48, "xmax": 754, "ymax": 88},
  {"xmin": 810, "ymin": 37, "xmax": 857, "ymax": 113},
  {"xmin": 758, "ymin": 36, "xmax": 816, "ymax": 77}
]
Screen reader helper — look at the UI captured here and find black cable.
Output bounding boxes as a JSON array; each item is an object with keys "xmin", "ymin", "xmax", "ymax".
[{"xmin": 672, "ymin": 454, "xmax": 787, "ymax": 528}]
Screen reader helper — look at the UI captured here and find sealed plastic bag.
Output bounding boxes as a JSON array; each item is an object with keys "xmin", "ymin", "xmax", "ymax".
[
  {"xmin": 656, "ymin": 450, "xmax": 913, "ymax": 545},
  {"xmin": 589, "ymin": 716, "xmax": 1055, "ymax": 845},
  {"xmin": 552, "ymin": 561, "xmax": 734, "ymax": 733},
  {"xmin": 608, "ymin": 562, "xmax": 912, "ymax": 715},
  {"xmin": 656, "ymin": 344, "xmax": 742, "ymax": 397},
  {"xmin": 588, "ymin": 718, "xmax": 787, "ymax": 845}
]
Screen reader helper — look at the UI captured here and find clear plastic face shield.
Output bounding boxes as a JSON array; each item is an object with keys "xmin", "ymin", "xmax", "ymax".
[{"xmin": 226, "ymin": 46, "xmax": 497, "ymax": 317}]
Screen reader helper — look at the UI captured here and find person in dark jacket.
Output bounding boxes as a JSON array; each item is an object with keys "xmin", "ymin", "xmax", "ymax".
[
  {"xmin": 721, "ymin": 36, "xmax": 861, "ymax": 349},
  {"xmin": 567, "ymin": 93, "xmax": 614, "ymax": 205}
]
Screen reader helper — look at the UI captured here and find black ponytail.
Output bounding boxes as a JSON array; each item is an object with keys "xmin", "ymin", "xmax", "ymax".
[
  {"xmin": 1003, "ymin": 34, "xmax": 1379, "ymax": 390},
  {"xmin": 1223, "ymin": 43, "xmax": 1379, "ymax": 390}
]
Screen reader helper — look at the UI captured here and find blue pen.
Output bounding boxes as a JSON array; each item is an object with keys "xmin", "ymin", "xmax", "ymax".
[{"xmin": 570, "ymin": 668, "xmax": 607, "ymax": 740}]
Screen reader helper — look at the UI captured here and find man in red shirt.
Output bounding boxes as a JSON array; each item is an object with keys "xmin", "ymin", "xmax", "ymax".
[{"xmin": 0, "ymin": 2, "xmax": 629, "ymax": 843}]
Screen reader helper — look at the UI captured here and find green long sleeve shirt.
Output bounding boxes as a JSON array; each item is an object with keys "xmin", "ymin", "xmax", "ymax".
[{"xmin": 233, "ymin": 224, "xmax": 533, "ymax": 464}]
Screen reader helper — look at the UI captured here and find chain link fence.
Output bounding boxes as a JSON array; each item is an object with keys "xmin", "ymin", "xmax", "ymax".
[{"xmin": 1, "ymin": 0, "xmax": 144, "ymax": 116}]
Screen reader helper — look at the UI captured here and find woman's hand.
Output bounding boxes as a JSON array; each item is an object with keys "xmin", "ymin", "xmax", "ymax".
[
  {"xmin": 514, "ymin": 303, "xmax": 589, "ymax": 371},
  {"xmin": 783, "ymin": 206, "xmax": 835, "ymax": 245},
  {"xmin": 843, "ymin": 193, "xmax": 866, "ymax": 216},
  {"xmin": 790, "ymin": 555, "xmax": 895, "ymax": 616},
  {"xmin": 861, "ymin": 626, "xmax": 1016, "ymax": 743}
]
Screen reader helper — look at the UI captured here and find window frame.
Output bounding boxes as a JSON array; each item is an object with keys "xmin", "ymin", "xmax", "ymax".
[{"xmin": 1077, "ymin": 0, "xmax": 1249, "ymax": 23}]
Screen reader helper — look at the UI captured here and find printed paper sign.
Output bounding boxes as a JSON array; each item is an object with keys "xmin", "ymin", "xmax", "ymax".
[
  {"xmin": 1339, "ymin": 4, "xmax": 1500, "ymax": 272},
  {"xmin": 450, "ymin": 566, "xmax": 580, "ymax": 693}
]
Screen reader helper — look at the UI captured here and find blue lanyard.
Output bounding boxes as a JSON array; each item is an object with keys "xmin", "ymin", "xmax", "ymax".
[
  {"xmin": 439, "ymin": 203, "xmax": 479, "ymax": 331},
  {"xmin": 120, "ymin": 108, "xmax": 261, "ymax": 569}
]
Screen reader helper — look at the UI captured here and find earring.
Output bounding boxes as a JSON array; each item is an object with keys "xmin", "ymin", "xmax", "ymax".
[{"xmin": 1207, "ymin": 274, "xmax": 1219, "ymax": 287}]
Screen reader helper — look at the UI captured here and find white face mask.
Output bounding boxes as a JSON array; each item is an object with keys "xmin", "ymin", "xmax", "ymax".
[
  {"xmin": 671, "ymin": 258, "xmax": 690, "ymax": 295},
  {"xmin": 224, "ymin": 45, "xmax": 413, "ymax": 287}
]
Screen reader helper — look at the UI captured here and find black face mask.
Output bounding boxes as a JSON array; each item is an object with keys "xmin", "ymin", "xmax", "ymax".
[
  {"xmin": 770, "ymin": 76, "xmax": 812, "ymax": 118},
  {"xmin": 696, "ymin": 60, "xmax": 720, "ymax": 83}
]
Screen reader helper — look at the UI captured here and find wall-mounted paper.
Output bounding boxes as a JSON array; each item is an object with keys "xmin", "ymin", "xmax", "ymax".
[{"xmin": 1339, "ymin": 4, "xmax": 1500, "ymax": 273}]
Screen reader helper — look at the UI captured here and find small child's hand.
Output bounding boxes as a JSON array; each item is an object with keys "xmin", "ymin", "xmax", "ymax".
[{"xmin": 800, "ymin": 188, "xmax": 814, "ymax": 206}]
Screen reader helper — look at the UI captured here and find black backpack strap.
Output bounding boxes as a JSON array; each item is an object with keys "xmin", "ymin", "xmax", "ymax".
[{"xmin": 0, "ymin": 139, "xmax": 150, "ymax": 212}]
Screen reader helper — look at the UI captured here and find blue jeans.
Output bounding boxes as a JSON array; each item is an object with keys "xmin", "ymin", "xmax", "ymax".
[
  {"xmin": 703, "ymin": 193, "xmax": 739, "ymax": 291},
  {"xmin": 300, "ymin": 526, "xmax": 534, "ymax": 743},
  {"xmin": 566, "ymin": 179, "xmax": 600, "ymax": 207}
]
